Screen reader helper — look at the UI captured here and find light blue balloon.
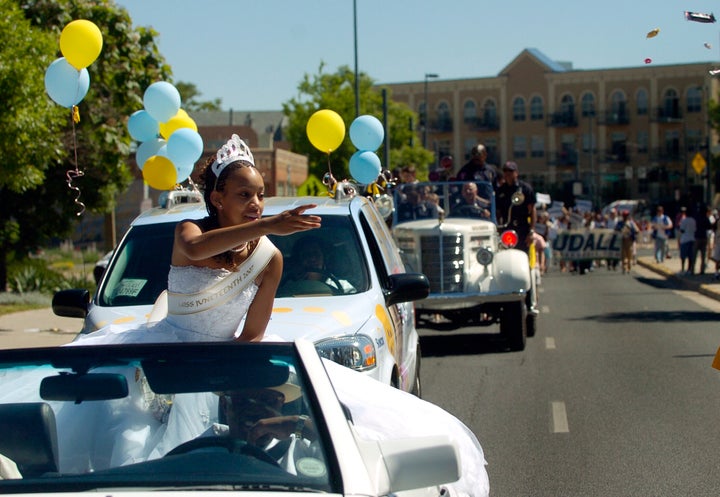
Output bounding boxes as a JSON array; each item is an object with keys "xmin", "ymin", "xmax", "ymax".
[
  {"xmin": 44, "ymin": 57, "xmax": 90, "ymax": 108},
  {"xmin": 349, "ymin": 115, "xmax": 384, "ymax": 151},
  {"xmin": 176, "ymin": 161, "xmax": 195, "ymax": 183},
  {"xmin": 349, "ymin": 150, "xmax": 382, "ymax": 184},
  {"xmin": 135, "ymin": 138, "xmax": 167, "ymax": 170},
  {"xmin": 167, "ymin": 128, "xmax": 203, "ymax": 168},
  {"xmin": 128, "ymin": 110, "xmax": 159, "ymax": 142},
  {"xmin": 143, "ymin": 81, "xmax": 181, "ymax": 122}
]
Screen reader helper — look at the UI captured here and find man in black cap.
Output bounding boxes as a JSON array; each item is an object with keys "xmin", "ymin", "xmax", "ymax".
[
  {"xmin": 495, "ymin": 161, "xmax": 536, "ymax": 253},
  {"xmin": 456, "ymin": 143, "xmax": 498, "ymax": 186}
]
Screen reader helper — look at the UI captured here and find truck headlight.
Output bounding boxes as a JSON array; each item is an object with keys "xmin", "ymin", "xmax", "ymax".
[
  {"xmin": 476, "ymin": 247, "xmax": 493, "ymax": 266},
  {"xmin": 315, "ymin": 335, "xmax": 377, "ymax": 371}
]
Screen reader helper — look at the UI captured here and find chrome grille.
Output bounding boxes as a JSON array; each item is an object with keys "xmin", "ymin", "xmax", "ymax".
[{"xmin": 420, "ymin": 234, "xmax": 464, "ymax": 293}]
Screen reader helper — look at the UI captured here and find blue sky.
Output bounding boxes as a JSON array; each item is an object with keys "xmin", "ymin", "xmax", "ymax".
[{"xmin": 115, "ymin": 0, "xmax": 720, "ymax": 111}]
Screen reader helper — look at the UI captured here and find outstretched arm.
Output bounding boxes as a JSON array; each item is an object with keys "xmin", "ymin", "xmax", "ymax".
[{"xmin": 173, "ymin": 204, "xmax": 321, "ymax": 264}]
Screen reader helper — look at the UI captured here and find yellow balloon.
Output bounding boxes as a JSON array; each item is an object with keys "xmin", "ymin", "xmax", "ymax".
[
  {"xmin": 143, "ymin": 155, "xmax": 177, "ymax": 190},
  {"xmin": 59, "ymin": 20, "xmax": 103, "ymax": 70},
  {"xmin": 159, "ymin": 109, "xmax": 197, "ymax": 139},
  {"xmin": 306, "ymin": 109, "xmax": 345, "ymax": 153}
]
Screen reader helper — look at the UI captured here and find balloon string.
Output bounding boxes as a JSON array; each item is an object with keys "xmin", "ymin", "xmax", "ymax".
[{"xmin": 67, "ymin": 105, "xmax": 85, "ymax": 216}]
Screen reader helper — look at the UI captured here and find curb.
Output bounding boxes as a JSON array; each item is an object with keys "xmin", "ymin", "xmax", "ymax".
[{"xmin": 635, "ymin": 259, "xmax": 720, "ymax": 302}]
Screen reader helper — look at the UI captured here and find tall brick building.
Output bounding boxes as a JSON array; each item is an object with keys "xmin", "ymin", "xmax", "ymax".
[{"xmin": 382, "ymin": 48, "xmax": 718, "ymax": 208}]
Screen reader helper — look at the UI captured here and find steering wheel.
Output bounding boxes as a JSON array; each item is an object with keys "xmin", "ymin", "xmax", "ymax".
[
  {"xmin": 165, "ymin": 436, "xmax": 280, "ymax": 467},
  {"xmin": 303, "ymin": 271, "xmax": 344, "ymax": 295}
]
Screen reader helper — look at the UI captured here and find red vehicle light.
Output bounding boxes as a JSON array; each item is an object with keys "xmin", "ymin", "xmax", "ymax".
[{"xmin": 501, "ymin": 230, "xmax": 519, "ymax": 248}]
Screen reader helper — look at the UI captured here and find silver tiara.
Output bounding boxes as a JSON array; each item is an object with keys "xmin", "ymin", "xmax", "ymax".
[{"xmin": 210, "ymin": 134, "xmax": 255, "ymax": 178}]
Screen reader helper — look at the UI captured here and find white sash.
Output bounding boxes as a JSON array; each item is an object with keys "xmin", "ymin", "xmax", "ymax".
[{"xmin": 167, "ymin": 236, "xmax": 276, "ymax": 316}]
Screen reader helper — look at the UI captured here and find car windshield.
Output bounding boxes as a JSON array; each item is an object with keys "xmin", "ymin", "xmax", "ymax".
[
  {"xmin": 0, "ymin": 343, "xmax": 334, "ymax": 493},
  {"xmin": 98, "ymin": 214, "xmax": 370, "ymax": 308},
  {"xmin": 392, "ymin": 181, "xmax": 496, "ymax": 225}
]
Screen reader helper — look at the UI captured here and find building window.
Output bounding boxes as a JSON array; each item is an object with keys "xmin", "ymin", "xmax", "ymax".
[
  {"xmin": 636, "ymin": 89, "xmax": 648, "ymax": 115},
  {"xmin": 436, "ymin": 102, "xmax": 452, "ymax": 131},
  {"xmin": 463, "ymin": 100, "xmax": 477, "ymax": 122},
  {"xmin": 531, "ymin": 135, "xmax": 545, "ymax": 157},
  {"xmin": 581, "ymin": 93, "xmax": 595, "ymax": 117},
  {"xmin": 513, "ymin": 97, "xmax": 526, "ymax": 121},
  {"xmin": 513, "ymin": 135, "xmax": 527, "ymax": 158},
  {"xmin": 610, "ymin": 132, "xmax": 628, "ymax": 161},
  {"xmin": 485, "ymin": 138, "xmax": 499, "ymax": 164},
  {"xmin": 665, "ymin": 129, "xmax": 680, "ymax": 157},
  {"xmin": 582, "ymin": 132, "xmax": 596, "ymax": 153},
  {"xmin": 483, "ymin": 99, "xmax": 498, "ymax": 127},
  {"xmin": 419, "ymin": 102, "xmax": 427, "ymax": 126},
  {"xmin": 530, "ymin": 96, "xmax": 544, "ymax": 120},
  {"xmin": 687, "ymin": 87, "xmax": 702, "ymax": 113},
  {"xmin": 637, "ymin": 131, "xmax": 648, "ymax": 153},
  {"xmin": 662, "ymin": 89, "xmax": 680, "ymax": 119},
  {"xmin": 610, "ymin": 91, "xmax": 627, "ymax": 120},
  {"xmin": 560, "ymin": 94, "xmax": 575, "ymax": 115},
  {"xmin": 686, "ymin": 129, "xmax": 702, "ymax": 152}
]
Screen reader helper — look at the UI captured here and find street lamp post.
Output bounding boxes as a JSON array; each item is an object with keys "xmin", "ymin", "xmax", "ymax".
[{"xmin": 422, "ymin": 73, "xmax": 438, "ymax": 149}]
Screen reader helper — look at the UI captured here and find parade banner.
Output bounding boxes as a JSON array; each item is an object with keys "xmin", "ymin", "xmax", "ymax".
[{"xmin": 552, "ymin": 228, "xmax": 621, "ymax": 260}]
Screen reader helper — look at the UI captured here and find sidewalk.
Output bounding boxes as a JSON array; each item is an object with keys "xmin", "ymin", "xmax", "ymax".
[
  {"xmin": 0, "ymin": 308, "xmax": 78, "ymax": 349},
  {"xmin": 635, "ymin": 249, "xmax": 720, "ymax": 302}
]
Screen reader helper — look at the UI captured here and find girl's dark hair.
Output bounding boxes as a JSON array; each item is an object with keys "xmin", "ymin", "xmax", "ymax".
[{"xmin": 196, "ymin": 157, "xmax": 257, "ymax": 268}]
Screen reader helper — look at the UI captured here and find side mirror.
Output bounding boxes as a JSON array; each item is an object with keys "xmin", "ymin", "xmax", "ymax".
[
  {"xmin": 385, "ymin": 273, "xmax": 430, "ymax": 306},
  {"xmin": 52, "ymin": 289, "xmax": 90, "ymax": 319}
]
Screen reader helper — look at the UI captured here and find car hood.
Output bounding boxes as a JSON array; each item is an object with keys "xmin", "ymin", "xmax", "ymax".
[{"xmin": 267, "ymin": 294, "xmax": 376, "ymax": 342}]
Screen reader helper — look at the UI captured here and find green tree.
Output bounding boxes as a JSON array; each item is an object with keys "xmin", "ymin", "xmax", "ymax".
[
  {"xmin": 176, "ymin": 81, "xmax": 222, "ymax": 112},
  {"xmin": 0, "ymin": 0, "xmax": 172, "ymax": 291},
  {"xmin": 282, "ymin": 63, "xmax": 433, "ymax": 184}
]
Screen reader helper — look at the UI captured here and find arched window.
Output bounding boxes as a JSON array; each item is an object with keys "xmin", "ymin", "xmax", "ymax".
[
  {"xmin": 463, "ymin": 100, "xmax": 477, "ymax": 122},
  {"xmin": 484, "ymin": 99, "xmax": 497, "ymax": 127},
  {"xmin": 530, "ymin": 96, "xmax": 544, "ymax": 120},
  {"xmin": 610, "ymin": 91, "xmax": 628, "ymax": 123},
  {"xmin": 663, "ymin": 89, "xmax": 680, "ymax": 119},
  {"xmin": 636, "ymin": 89, "xmax": 648, "ymax": 115},
  {"xmin": 437, "ymin": 102, "xmax": 451, "ymax": 131},
  {"xmin": 513, "ymin": 97, "xmax": 526, "ymax": 121},
  {"xmin": 581, "ymin": 93, "xmax": 595, "ymax": 117},
  {"xmin": 560, "ymin": 94, "xmax": 575, "ymax": 115}
]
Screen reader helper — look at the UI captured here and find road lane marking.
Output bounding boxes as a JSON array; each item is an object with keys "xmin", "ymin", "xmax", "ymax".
[
  {"xmin": 551, "ymin": 401, "xmax": 569, "ymax": 433},
  {"xmin": 541, "ymin": 305, "xmax": 550, "ymax": 313},
  {"xmin": 545, "ymin": 337, "xmax": 556, "ymax": 349}
]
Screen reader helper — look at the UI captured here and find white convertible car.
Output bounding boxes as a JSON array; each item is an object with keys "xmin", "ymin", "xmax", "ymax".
[
  {"xmin": 0, "ymin": 340, "xmax": 466, "ymax": 495},
  {"xmin": 53, "ymin": 189, "xmax": 429, "ymax": 395}
]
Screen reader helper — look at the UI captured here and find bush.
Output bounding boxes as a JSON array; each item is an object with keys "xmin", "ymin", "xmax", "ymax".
[{"xmin": 7, "ymin": 258, "xmax": 96, "ymax": 295}]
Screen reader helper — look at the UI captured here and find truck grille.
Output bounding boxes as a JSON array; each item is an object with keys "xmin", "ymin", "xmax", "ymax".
[{"xmin": 420, "ymin": 234, "xmax": 465, "ymax": 293}]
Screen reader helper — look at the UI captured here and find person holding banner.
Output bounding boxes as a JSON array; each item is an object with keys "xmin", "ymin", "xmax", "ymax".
[{"xmin": 615, "ymin": 210, "xmax": 639, "ymax": 274}]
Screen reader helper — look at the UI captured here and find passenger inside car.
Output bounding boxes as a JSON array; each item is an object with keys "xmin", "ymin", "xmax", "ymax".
[{"xmin": 280, "ymin": 235, "xmax": 355, "ymax": 295}]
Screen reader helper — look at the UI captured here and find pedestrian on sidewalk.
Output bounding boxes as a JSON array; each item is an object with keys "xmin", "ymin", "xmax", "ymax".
[
  {"xmin": 651, "ymin": 205, "xmax": 673, "ymax": 263},
  {"xmin": 693, "ymin": 205, "xmax": 712, "ymax": 275},
  {"xmin": 678, "ymin": 207, "xmax": 696, "ymax": 274}
]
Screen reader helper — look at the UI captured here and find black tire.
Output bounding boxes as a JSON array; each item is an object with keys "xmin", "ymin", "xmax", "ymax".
[
  {"xmin": 500, "ymin": 301, "xmax": 527, "ymax": 351},
  {"xmin": 526, "ymin": 313, "xmax": 537, "ymax": 338},
  {"xmin": 410, "ymin": 344, "xmax": 422, "ymax": 398}
]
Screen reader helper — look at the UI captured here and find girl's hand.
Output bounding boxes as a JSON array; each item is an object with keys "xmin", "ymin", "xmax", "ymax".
[{"xmin": 270, "ymin": 204, "xmax": 321, "ymax": 235}]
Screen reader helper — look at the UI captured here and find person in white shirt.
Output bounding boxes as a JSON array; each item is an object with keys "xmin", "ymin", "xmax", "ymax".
[
  {"xmin": 678, "ymin": 208, "xmax": 696, "ymax": 274},
  {"xmin": 651, "ymin": 205, "xmax": 673, "ymax": 263}
]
